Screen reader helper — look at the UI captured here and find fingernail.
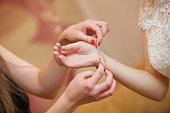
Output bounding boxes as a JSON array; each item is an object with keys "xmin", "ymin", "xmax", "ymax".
[
  {"xmin": 91, "ymin": 40, "xmax": 96, "ymax": 45},
  {"xmin": 98, "ymin": 42, "xmax": 101, "ymax": 46},
  {"xmin": 54, "ymin": 46, "xmax": 57, "ymax": 49}
]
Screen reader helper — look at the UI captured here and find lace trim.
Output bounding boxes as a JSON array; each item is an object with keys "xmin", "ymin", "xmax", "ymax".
[{"xmin": 138, "ymin": 0, "xmax": 170, "ymax": 78}]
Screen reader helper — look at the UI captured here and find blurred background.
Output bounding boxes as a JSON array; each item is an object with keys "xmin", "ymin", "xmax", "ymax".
[{"xmin": 0, "ymin": 0, "xmax": 170, "ymax": 113}]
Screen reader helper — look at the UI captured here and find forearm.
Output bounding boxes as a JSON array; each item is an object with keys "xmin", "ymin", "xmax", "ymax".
[
  {"xmin": 103, "ymin": 52, "xmax": 168, "ymax": 101},
  {"xmin": 39, "ymin": 56, "xmax": 72, "ymax": 98},
  {"xmin": 46, "ymin": 93, "xmax": 77, "ymax": 113},
  {"xmin": 0, "ymin": 45, "xmax": 74, "ymax": 98}
]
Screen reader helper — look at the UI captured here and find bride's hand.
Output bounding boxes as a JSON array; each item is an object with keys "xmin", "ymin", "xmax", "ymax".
[{"xmin": 53, "ymin": 41, "xmax": 100, "ymax": 68}]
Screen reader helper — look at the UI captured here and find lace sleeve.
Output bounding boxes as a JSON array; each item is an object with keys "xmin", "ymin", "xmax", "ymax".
[{"xmin": 138, "ymin": 0, "xmax": 170, "ymax": 79}]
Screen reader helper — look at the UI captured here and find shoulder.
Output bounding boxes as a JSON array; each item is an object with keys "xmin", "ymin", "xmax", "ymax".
[{"xmin": 141, "ymin": 27, "xmax": 170, "ymax": 79}]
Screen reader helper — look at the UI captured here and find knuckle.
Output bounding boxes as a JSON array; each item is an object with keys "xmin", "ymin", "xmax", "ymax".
[
  {"xmin": 108, "ymin": 91, "xmax": 113, "ymax": 96},
  {"xmin": 77, "ymin": 79, "xmax": 85, "ymax": 86},
  {"xmin": 105, "ymin": 83, "xmax": 112, "ymax": 89},
  {"xmin": 105, "ymin": 22, "xmax": 109, "ymax": 26},
  {"xmin": 107, "ymin": 25, "xmax": 111, "ymax": 31},
  {"xmin": 98, "ymin": 69, "xmax": 103, "ymax": 75},
  {"xmin": 75, "ymin": 74, "xmax": 82, "ymax": 81},
  {"xmin": 75, "ymin": 74, "xmax": 80, "ymax": 78},
  {"xmin": 88, "ymin": 92, "xmax": 96, "ymax": 97},
  {"xmin": 95, "ymin": 58, "xmax": 100, "ymax": 65},
  {"xmin": 85, "ymin": 84, "xmax": 93, "ymax": 90}
]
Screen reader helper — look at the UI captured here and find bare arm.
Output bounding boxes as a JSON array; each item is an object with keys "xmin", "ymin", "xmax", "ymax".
[
  {"xmin": 103, "ymin": 53, "xmax": 168, "ymax": 101},
  {"xmin": 0, "ymin": 45, "xmax": 71, "ymax": 98},
  {"xmin": 46, "ymin": 64, "xmax": 116, "ymax": 113},
  {"xmin": 102, "ymin": 30, "xmax": 169, "ymax": 101},
  {"xmin": 53, "ymin": 38, "xmax": 169, "ymax": 101},
  {"xmin": 0, "ymin": 19, "xmax": 109, "ymax": 99},
  {"xmin": 45, "ymin": 93, "xmax": 76, "ymax": 113}
]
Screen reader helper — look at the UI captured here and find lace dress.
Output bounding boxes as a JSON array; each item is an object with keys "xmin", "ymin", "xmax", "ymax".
[{"xmin": 138, "ymin": 0, "xmax": 170, "ymax": 79}]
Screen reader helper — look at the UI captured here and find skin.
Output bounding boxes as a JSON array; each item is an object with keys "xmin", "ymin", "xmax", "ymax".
[
  {"xmin": 0, "ymin": 19, "xmax": 110, "ymax": 98},
  {"xmin": 58, "ymin": 19, "xmax": 110, "ymax": 46},
  {"xmin": 0, "ymin": 45, "xmax": 69, "ymax": 98},
  {"xmin": 46, "ymin": 64, "xmax": 116, "ymax": 113},
  {"xmin": 53, "ymin": 42, "xmax": 100, "ymax": 68},
  {"xmin": 53, "ymin": 36, "xmax": 169, "ymax": 101},
  {"xmin": 0, "ymin": 45, "xmax": 116, "ymax": 113},
  {"xmin": 0, "ymin": 19, "xmax": 115, "ymax": 113}
]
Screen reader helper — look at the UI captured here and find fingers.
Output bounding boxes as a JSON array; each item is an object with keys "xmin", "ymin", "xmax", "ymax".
[
  {"xmin": 86, "ymin": 22, "xmax": 103, "ymax": 45},
  {"xmin": 77, "ymin": 70, "xmax": 95, "ymax": 79},
  {"xmin": 58, "ymin": 54, "xmax": 99, "ymax": 68},
  {"xmin": 96, "ymin": 78, "xmax": 116, "ymax": 100},
  {"xmin": 53, "ymin": 43, "xmax": 63, "ymax": 65},
  {"xmin": 84, "ymin": 19, "xmax": 111, "ymax": 45},
  {"xmin": 89, "ymin": 63, "xmax": 104, "ymax": 86},
  {"xmin": 96, "ymin": 69, "xmax": 113, "ymax": 93},
  {"xmin": 100, "ymin": 69, "xmax": 113, "ymax": 91},
  {"xmin": 58, "ymin": 55, "xmax": 82, "ymax": 68},
  {"xmin": 59, "ymin": 42, "xmax": 80, "ymax": 55},
  {"xmin": 60, "ymin": 42, "xmax": 81, "ymax": 55},
  {"xmin": 94, "ymin": 20, "xmax": 111, "ymax": 37},
  {"xmin": 88, "ymin": 69, "xmax": 113, "ymax": 96},
  {"xmin": 53, "ymin": 46, "xmax": 60, "ymax": 57},
  {"xmin": 58, "ymin": 55, "xmax": 69, "ymax": 66},
  {"xmin": 81, "ymin": 34, "xmax": 96, "ymax": 45},
  {"xmin": 53, "ymin": 43, "xmax": 61, "ymax": 53},
  {"xmin": 60, "ymin": 43, "xmax": 79, "ymax": 51}
]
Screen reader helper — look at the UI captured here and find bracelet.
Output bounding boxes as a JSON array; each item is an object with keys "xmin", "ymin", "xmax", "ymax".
[
  {"xmin": 95, "ymin": 40, "xmax": 107, "ymax": 67},
  {"xmin": 98, "ymin": 49, "xmax": 107, "ymax": 67}
]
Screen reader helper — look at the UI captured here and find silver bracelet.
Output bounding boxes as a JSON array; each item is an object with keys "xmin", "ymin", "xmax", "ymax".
[{"xmin": 95, "ymin": 40, "xmax": 107, "ymax": 67}]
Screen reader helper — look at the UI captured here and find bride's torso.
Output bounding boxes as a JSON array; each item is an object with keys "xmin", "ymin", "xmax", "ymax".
[{"xmin": 138, "ymin": 0, "xmax": 170, "ymax": 78}]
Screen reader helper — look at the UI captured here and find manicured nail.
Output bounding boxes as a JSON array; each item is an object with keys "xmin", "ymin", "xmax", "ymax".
[
  {"xmin": 98, "ymin": 42, "xmax": 101, "ymax": 46},
  {"xmin": 91, "ymin": 40, "xmax": 96, "ymax": 45}
]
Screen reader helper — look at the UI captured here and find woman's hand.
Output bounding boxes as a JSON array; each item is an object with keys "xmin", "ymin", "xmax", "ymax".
[
  {"xmin": 62, "ymin": 63, "xmax": 116, "ymax": 106},
  {"xmin": 58, "ymin": 19, "xmax": 110, "ymax": 46},
  {"xmin": 53, "ymin": 41, "xmax": 100, "ymax": 68},
  {"xmin": 46, "ymin": 64, "xmax": 116, "ymax": 113}
]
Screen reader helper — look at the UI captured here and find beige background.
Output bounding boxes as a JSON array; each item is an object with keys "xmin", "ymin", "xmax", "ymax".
[{"xmin": 0, "ymin": 0, "xmax": 170, "ymax": 113}]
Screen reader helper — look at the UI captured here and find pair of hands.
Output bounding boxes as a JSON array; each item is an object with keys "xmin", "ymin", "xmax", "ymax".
[
  {"xmin": 55, "ymin": 19, "xmax": 110, "ymax": 68},
  {"xmin": 54, "ymin": 19, "xmax": 116, "ymax": 106},
  {"xmin": 62, "ymin": 63, "xmax": 116, "ymax": 106}
]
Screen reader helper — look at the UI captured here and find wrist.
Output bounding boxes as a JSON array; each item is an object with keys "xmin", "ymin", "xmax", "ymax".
[
  {"xmin": 61, "ymin": 92, "xmax": 78, "ymax": 110},
  {"xmin": 46, "ymin": 93, "xmax": 77, "ymax": 113},
  {"xmin": 98, "ymin": 51, "xmax": 107, "ymax": 68}
]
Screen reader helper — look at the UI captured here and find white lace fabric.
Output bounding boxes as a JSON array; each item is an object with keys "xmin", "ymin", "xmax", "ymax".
[{"xmin": 138, "ymin": 0, "xmax": 170, "ymax": 78}]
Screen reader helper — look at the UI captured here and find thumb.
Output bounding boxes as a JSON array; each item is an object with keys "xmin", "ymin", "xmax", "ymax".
[{"xmin": 61, "ymin": 42, "xmax": 80, "ymax": 51}]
